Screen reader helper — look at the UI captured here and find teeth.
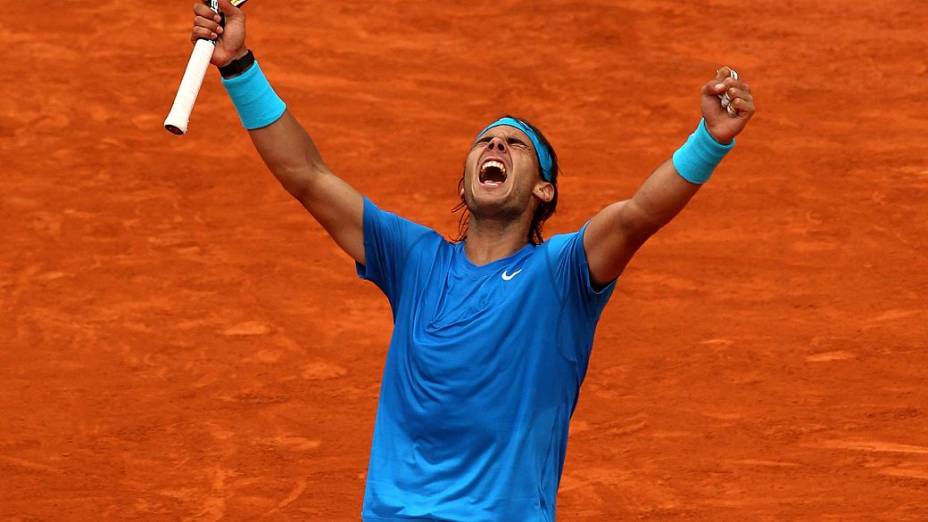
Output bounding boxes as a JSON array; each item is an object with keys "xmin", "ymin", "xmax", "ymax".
[{"xmin": 481, "ymin": 160, "xmax": 505, "ymax": 173}]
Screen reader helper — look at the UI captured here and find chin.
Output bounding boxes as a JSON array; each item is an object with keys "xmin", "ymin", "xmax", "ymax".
[{"xmin": 466, "ymin": 189, "xmax": 525, "ymax": 221}]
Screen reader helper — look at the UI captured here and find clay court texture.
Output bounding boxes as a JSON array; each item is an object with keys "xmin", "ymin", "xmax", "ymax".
[{"xmin": 2, "ymin": 1, "xmax": 927, "ymax": 520}]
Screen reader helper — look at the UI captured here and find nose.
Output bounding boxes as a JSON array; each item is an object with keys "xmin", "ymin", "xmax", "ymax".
[{"xmin": 486, "ymin": 136, "xmax": 507, "ymax": 152}]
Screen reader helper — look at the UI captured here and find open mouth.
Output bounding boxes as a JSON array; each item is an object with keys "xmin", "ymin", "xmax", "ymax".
[{"xmin": 479, "ymin": 159, "xmax": 508, "ymax": 186}]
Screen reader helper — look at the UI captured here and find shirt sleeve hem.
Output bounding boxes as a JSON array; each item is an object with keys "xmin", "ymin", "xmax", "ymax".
[{"xmin": 578, "ymin": 220, "xmax": 618, "ymax": 298}]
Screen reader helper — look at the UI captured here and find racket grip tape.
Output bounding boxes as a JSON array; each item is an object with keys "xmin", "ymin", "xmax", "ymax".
[{"xmin": 164, "ymin": 39, "xmax": 215, "ymax": 135}]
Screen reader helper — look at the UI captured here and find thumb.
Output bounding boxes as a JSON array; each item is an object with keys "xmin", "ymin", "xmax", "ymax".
[
  {"xmin": 702, "ymin": 66, "xmax": 731, "ymax": 96},
  {"xmin": 217, "ymin": 0, "xmax": 242, "ymax": 19}
]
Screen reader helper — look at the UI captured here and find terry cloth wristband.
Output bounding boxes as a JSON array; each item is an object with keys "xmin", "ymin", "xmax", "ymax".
[
  {"xmin": 671, "ymin": 118, "xmax": 735, "ymax": 184},
  {"xmin": 221, "ymin": 59, "xmax": 286, "ymax": 130}
]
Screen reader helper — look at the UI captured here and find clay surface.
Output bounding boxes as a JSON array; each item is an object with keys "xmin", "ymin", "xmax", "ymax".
[{"xmin": 2, "ymin": 1, "xmax": 926, "ymax": 519}]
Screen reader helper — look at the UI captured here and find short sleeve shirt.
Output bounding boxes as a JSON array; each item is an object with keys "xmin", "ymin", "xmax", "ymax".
[{"xmin": 357, "ymin": 197, "xmax": 615, "ymax": 521}]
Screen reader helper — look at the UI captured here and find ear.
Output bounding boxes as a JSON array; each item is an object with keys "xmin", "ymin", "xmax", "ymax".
[{"xmin": 533, "ymin": 180, "xmax": 554, "ymax": 203}]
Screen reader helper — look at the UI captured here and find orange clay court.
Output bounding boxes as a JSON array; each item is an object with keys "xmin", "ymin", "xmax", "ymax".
[{"xmin": 1, "ymin": 1, "xmax": 926, "ymax": 520}]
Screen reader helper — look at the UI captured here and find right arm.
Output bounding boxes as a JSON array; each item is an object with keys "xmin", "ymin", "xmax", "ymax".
[
  {"xmin": 193, "ymin": 0, "xmax": 365, "ymax": 264},
  {"xmin": 248, "ymin": 112, "xmax": 365, "ymax": 265}
]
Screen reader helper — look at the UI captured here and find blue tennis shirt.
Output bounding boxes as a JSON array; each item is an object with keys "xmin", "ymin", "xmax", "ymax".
[{"xmin": 356, "ymin": 197, "xmax": 615, "ymax": 521}]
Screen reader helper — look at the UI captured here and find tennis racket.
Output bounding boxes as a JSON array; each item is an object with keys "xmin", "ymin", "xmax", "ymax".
[{"xmin": 164, "ymin": 0, "xmax": 248, "ymax": 135}]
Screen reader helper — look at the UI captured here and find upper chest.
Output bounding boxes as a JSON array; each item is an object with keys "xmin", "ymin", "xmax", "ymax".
[{"xmin": 407, "ymin": 244, "xmax": 557, "ymax": 331}]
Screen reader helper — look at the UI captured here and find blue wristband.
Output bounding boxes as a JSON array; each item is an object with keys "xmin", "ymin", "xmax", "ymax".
[
  {"xmin": 221, "ymin": 60, "xmax": 286, "ymax": 130},
  {"xmin": 671, "ymin": 118, "xmax": 734, "ymax": 184}
]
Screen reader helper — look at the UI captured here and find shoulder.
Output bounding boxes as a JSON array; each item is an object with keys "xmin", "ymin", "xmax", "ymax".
[
  {"xmin": 541, "ymin": 223, "xmax": 590, "ymax": 260},
  {"xmin": 363, "ymin": 196, "xmax": 439, "ymax": 239}
]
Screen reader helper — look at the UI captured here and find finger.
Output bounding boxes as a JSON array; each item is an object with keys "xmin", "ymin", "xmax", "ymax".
[
  {"xmin": 730, "ymin": 97, "xmax": 755, "ymax": 115},
  {"xmin": 193, "ymin": 2, "xmax": 220, "ymax": 20},
  {"xmin": 722, "ymin": 77, "xmax": 752, "ymax": 94},
  {"xmin": 194, "ymin": 15, "xmax": 221, "ymax": 32},
  {"xmin": 704, "ymin": 67, "xmax": 732, "ymax": 96},
  {"xmin": 703, "ymin": 78, "xmax": 727, "ymax": 96},
  {"xmin": 726, "ymin": 87, "xmax": 753, "ymax": 103},
  {"xmin": 192, "ymin": 26, "xmax": 218, "ymax": 41},
  {"xmin": 722, "ymin": 77, "xmax": 743, "ymax": 90}
]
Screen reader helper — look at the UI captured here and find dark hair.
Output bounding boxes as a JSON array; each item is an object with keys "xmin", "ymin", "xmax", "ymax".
[{"xmin": 453, "ymin": 115, "xmax": 559, "ymax": 245}]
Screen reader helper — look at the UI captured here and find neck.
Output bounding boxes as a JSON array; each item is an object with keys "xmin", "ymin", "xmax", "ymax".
[{"xmin": 463, "ymin": 214, "xmax": 532, "ymax": 266}]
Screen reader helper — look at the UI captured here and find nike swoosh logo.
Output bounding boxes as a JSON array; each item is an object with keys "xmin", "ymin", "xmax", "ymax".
[{"xmin": 501, "ymin": 269, "xmax": 523, "ymax": 281}]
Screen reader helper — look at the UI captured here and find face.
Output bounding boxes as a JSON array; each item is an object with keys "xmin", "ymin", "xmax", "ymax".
[{"xmin": 462, "ymin": 125, "xmax": 552, "ymax": 220}]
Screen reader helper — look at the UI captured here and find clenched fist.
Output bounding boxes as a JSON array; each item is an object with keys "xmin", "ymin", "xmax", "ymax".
[{"xmin": 701, "ymin": 66, "xmax": 756, "ymax": 144}]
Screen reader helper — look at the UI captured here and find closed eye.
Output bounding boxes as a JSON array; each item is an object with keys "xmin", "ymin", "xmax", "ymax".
[{"xmin": 507, "ymin": 137, "xmax": 528, "ymax": 148}]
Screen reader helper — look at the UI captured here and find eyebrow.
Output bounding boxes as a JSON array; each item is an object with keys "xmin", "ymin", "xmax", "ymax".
[{"xmin": 474, "ymin": 133, "xmax": 530, "ymax": 148}]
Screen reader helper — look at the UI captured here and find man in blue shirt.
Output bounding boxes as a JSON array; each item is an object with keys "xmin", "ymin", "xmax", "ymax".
[{"xmin": 192, "ymin": 2, "xmax": 756, "ymax": 519}]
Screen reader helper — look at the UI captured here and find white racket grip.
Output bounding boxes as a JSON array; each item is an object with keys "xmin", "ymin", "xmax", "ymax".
[{"xmin": 164, "ymin": 39, "xmax": 216, "ymax": 135}]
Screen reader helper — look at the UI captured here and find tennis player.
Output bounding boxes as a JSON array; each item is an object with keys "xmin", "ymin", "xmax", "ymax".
[{"xmin": 192, "ymin": 1, "xmax": 756, "ymax": 520}]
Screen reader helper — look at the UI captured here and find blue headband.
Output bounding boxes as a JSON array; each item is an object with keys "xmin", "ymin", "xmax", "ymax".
[{"xmin": 476, "ymin": 117, "xmax": 555, "ymax": 182}]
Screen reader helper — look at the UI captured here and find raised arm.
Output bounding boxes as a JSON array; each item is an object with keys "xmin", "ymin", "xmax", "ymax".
[
  {"xmin": 584, "ymin": 68, "xmax": 756, "ymax": 287},
  {"xmin": 247, "ymin": 112, "xmax": 365, "ymax": 264},
  {"xmin": 192, "ymin": 0, "xmax": 365, "ymax": 264}
]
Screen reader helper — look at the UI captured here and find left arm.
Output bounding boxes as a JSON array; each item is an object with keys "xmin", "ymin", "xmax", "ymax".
[{"xmin": 585, "ymin": 67, "xmax": 756, "ymax": 287}]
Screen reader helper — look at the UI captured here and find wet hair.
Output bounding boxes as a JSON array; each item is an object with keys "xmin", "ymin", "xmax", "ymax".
[{"xmin": 452, "ymin": 115, "xmax": 559, "ymax": 245}]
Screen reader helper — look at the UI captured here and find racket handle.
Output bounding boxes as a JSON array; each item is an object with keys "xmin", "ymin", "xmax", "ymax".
[{"xmin": 164, "ymin": 39, "xmax": 216, "ymax": 135}]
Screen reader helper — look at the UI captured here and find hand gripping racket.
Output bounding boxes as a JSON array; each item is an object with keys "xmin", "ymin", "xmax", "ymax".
[{"xmin": 164, "ymin": 0, "xmax": 248, "ymax": 135}]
